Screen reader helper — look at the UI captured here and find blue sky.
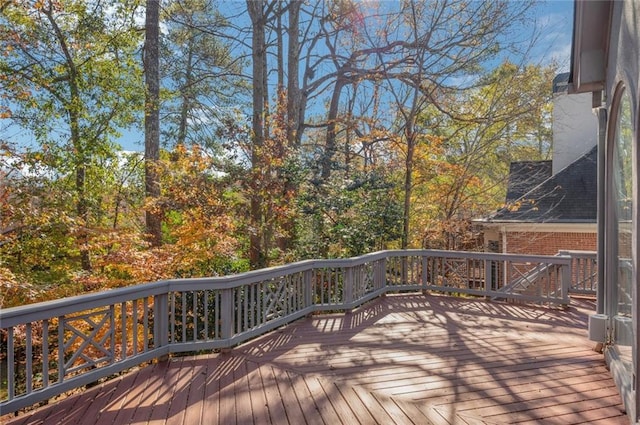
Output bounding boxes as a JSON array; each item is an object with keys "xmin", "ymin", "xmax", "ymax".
[
  {"xmin": 534, "ymin": 0, "xmax": 574, "ymax": 71},
  {"xmin": 3, "ymin": 0, "xmax": 575, "ymax": 153}
]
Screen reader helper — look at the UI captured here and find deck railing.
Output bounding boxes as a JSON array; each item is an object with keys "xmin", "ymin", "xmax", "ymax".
[
  {"xmin": 559, "ymin": 250, "xmax": 598, "ymax": 295},
  {"xmin": 0, "ymin": 249, "xmax": 572, "ymax": 414}
]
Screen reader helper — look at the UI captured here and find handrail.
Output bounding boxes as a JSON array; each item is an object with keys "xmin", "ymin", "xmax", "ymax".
[
  {"xmin": 558, "ymin": 250, "xmax": 598, "ymax": 294},
  {"xmin": 1, "ymin": 250, "xmax": 571, "ymax": 322},
  {"xmin": 0, "ymin": 249, "xmax": 572, "ymax": 413}
]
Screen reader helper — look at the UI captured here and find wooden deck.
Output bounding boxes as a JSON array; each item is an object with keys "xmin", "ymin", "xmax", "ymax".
[{"xmin": 2, "ymin": 294, "xmax": 628, "ymax": 425}]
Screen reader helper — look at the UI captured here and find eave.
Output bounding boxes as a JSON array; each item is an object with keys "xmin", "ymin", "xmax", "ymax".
[{"xmin": 568, "ymin": 0, "xmax": 612, "ymax": 94}]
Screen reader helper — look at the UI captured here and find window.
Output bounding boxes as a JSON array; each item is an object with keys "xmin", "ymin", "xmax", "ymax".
[{"xmin": 610, "ymin": 86, "xmax": 633, "ymax": 371}]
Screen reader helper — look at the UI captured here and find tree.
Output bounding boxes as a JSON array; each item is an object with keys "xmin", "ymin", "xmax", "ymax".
[
  {"xmin": 368, "ymin": 0, "xmax": 536, "ymax": 248},
  {"xmin": 156, "ymin": 144, "xmax": 243, "ymax": 276},
  {"xmin": 144, "ymin": 0, "xmax": 162, "ymax": 247},
  {"xmin": 0, "ymin": 0, "xmax": 143, "ymax": 270},
  {"xmin": 246, "ymin": 0, "xmax": 269, "ymax": 268},
  {"xmin": 409, "ymin": 62, "xmax": 556, "ymax": 248},
  {"xmin": 161, "ymin": 0, "xmax": 247, "ymax": 149}
]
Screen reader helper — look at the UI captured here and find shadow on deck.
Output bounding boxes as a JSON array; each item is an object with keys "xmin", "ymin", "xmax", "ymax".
[{"xmin": 2, "ymin": 294, "xmax": 627, "ymax": 425}]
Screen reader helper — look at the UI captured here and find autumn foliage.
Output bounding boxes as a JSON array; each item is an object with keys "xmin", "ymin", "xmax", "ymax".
[{"xmin": 1, "ymin": 0, "xmax": 555, "ymax": 309}]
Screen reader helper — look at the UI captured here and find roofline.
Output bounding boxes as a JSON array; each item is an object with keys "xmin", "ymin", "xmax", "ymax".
[
  {"xmin": 475, "ymin": 221, "xmax": 597, "ymax": 233},
  {"xmin": 568, "ymin": 0, "xmax": 612, "ymax": 94}
]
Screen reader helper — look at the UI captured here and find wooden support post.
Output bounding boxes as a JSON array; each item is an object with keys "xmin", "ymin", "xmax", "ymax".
[
  {"xmin": 220, "ymin": 288, "xmax": 234, "ymax": 352},
  {"xmin": 421, "ymin": 255, "xmax": 428, "ymax": 295},
  {"xmin": 344, "ymin": 267, "xmax": 354, "ymax": 313},
  {"xmin": 304, "ymin": 270, "xmax": 313, "ymax": 315},
  {"xmin": 561, "ymin": 262, "xmax": 571, "ymax": 309},
  {"xmin": 153, "ymin": 293, "xmax": 169, "ymax": 361}
]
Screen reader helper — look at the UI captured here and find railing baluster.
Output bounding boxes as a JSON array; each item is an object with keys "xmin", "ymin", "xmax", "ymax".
[
  {"xmin": 133, "ymin": 299, "xmax": 139, "ymax": 355},
  {"xmin": 244, "ymin": 286, "xmax": 249, "ymax": 331},
  {"xmin": 26, "ymin": 323, "xmax": 32, "ymax": 394},
  {"xmin": 170, "ymin": 292, "xmax": 175, "ymax": 344},
  {"xmin": 215, "ymin": 290, "xmax": 220, "ymax": 339},
  {"xmin": 43, "ymin": 319, "xmax": 49, "ymax": 389},
  {"xmin": 143, "ymin": 299, "xmax": 149, "ymax": 351},
  {"xmin": 255, "ymin": 284, "xmax": 261, "ymax": 326},
  {"xmin": 236, "ymin": 287, "xmax": 241, "ymax": 333},
  {"xmin": 204, "ymin": 290, "xmax": 209, "ymax": 339},
  {"xmin": 110, "ymin": 304, "xmax": 116, "ymax": 363},
  {"xmin": 192, "ymin": 291, "xmax": 198, "ymax": 342},
  {"xmin": 57, "ymin": 316, "xmax": 64, "ymax": 384},
  {"xmin": 121, "ymin": 302, "xmax": 127, "ymax": 360},
  {"xmin": 318, "ymin": 268, "xmax": 323, "ymax": 303},
  {"xmin": 8, "ymin": 327, "xmax": 14, "ymax": 400},
  {"xmin": 251, "ymin": 284, "xmax": 256, "ymax": 327},
  {"xmin": 181, "ymin": 292, "xmax": 187, "ymax": 343}
]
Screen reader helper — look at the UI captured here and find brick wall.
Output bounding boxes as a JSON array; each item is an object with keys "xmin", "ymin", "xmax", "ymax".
[{"xmin": 502, "ymin": 231, "xmax": 597, "ymax": 256}]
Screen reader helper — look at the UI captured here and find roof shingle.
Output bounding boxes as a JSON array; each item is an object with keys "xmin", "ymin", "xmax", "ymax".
[{"xmin": 486, "ymin": 146, "xmax": 597, "ymax": 223}]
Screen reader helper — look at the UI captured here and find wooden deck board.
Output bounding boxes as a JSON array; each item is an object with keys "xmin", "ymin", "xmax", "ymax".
[
  {"xmin": 181, "ymin": 358, "xmax": 206, "ymax": 425},
  {"xmin": 134, "ymin": 362, "xmax": 174, "ymax": 424},
  {"xmin": 244, "ymin": 360, "xmax": 270, "ymax": 425},
  {"xmin": 1, "ymin": 294, "xmax": 629, "ymax": 425},
  {"xmin": 283, "ymin": 371, "xmax": 321, "ymax": 425},
  {"xmin": 303, "ymin": 376, "xmax": 343, "ymax": 424},
  {"xmin": 201, "ymin": 354, "xmax": 221, "ymax": 424},
  {"xmin": 274, "ymin": 366, "xmax": 306, "ymax": 425},
  {"xmin": 218, "ymin": 355, "xmax": 238, "ymax": 424}
]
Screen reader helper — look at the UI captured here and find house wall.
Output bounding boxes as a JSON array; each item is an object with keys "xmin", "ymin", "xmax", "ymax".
[
  {"xmin": 501, "ymin": 231, "xmax": 597, "ymax": 256},
  {"xmin": 552, "ymin": 91, "xmax": 598, "ymax": 175},
  {"xmin": 601, "ymin": 1, "xmax": 640, "ymax": 422},
  {"xmin": 481, "ymin": 225, "xmax": 597, "ymax": 256}
]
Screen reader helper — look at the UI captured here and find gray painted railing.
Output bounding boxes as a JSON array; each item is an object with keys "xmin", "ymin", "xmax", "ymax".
[
  {"xmin": 559, "ymin": 250, "xmax": 598, "ymax": 295},
  {"xmin": 0, "ymin": 249, "xmax": 572, "ymax": 414}
]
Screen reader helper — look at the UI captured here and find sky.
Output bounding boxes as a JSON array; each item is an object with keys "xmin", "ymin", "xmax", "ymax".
[
  {"xmin": 533, "ymin": 0, "xmax": 575, "ymax": 72},
  {"xmin": 2, "ymin": 0, "xmax": 576, "ymax": 153}
]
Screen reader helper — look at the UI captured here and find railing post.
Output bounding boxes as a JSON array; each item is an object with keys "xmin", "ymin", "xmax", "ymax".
[
  {"xmin": 375, "ymin": 257, "xmax": 387, "ymax": 293},
  {"xmin": 561, "ymin": 261, "xmax": 571, "ymax": 308},
  {"xmin": 153, "ymin": 293, "xmax": 169, "ymax": 361},
  {"xmin": 421, "ymin": 255, "xmax": 428, "ymax": 294},
  {"xmin": 484, "ymin": 259, "xmax": 492, "ymax": 298},
  {"xmin": 221, "ymin": 287, "xmax": 234, "ymax": 349},
  {"xmin": 344, "ymin": 266, "xmax": 354, "ymax": 313},
  {"xmin": 304, "ymin": 269, "xmax": 313, "ymax": 312}
]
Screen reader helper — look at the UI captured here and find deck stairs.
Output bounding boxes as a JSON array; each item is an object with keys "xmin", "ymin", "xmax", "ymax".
[{"xmin": 491, "ymin": 262, "xmax": 554, "ymax": 302}]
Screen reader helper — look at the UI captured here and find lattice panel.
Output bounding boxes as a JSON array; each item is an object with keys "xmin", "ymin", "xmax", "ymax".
[
  {"xmin": 353, "ymin": 263, "xmax": 375, "ymax": 299},
  {"xmin": 441, "ymin": 259, "xmax": 469, "ymax": 288},
  {"xmin": 260, "ymin": 274, "xmax": 305, "ymax": 322},
  {"xmin": 61, "ymin": 308, "xmax": 114, "ymax": 376}
]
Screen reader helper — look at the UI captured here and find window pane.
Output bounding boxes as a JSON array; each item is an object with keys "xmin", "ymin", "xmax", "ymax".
[{"xmin": 612, "ymin": 89, "xmax": 633, "ymax": 371}]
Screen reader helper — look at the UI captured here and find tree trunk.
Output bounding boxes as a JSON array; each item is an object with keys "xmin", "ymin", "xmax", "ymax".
[
  {"xmin": 275, "ymin": 0, "xmax": 302, "ymax": 253},
  {"xmin": 177, "ymin": 43, "xmax": 194, "ymax": 147},
  {"xmin": 144, "ymin": 0, "xmax": 162, "ymax": 247},
  {"xmin": 46, "ymin": 7, "xmax": 92, "ymax": 271},
  {"xmin": 323, "ymin": 76, "xmax": 346, "ymax": 181},
  {"xmin": 71, "ymin": 110, "xmax": 92, "ymax": 271},
  {"xmin": 287, "ymin": 0, "xmax": 301, "ymax": 147},
  {"xmin": 402, "ymin": 132, "xmax": 415, "ymax": 250},
  {"xmin": 247, "ymin": 0, "xmax": 267, "ymax": 268}
]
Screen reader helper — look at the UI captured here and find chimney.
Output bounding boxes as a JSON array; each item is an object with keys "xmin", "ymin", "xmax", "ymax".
[{"xmin": 551, "ymin": 72, "xmax": 598, "ymax": 175}]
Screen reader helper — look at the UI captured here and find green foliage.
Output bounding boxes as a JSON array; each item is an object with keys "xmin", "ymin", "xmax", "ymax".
[
  {"xmin": 409, "ymin": 62, "xmax": 557, "ymax": 249},
  {"xmin": 160, "ymin": 0, "xmax": 249, "ymax": 149},
  {"xmin": 1, "ymin": 0, "xmax": 143, "ymax": 144},
  {"xmin": 0, "ymin": 1, "xmax": 558, "ymax": 309},
  {"xmin": 297, "ymin": 169, "xmax": 403, "ymax": 258}
]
